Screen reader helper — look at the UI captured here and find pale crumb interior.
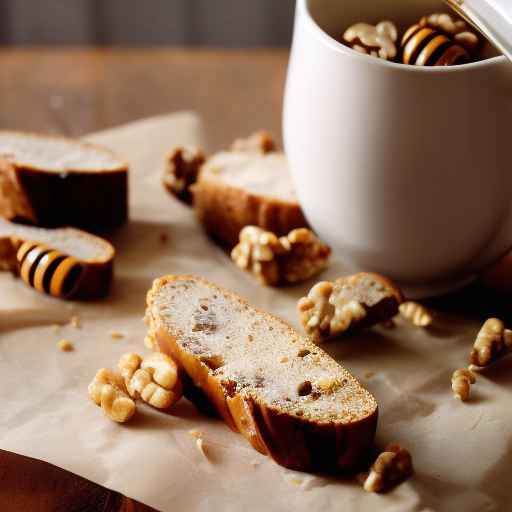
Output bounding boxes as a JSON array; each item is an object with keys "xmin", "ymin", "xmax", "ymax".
[
  {"xmin": 151, "ymin": 278, "xmax": 377, "ymax": 423},
  {"xmin": 0, "ymin": 219, "xmax": 111, "ymax": 261},
  {"xmin": 203, "ymin": 151, "xmax": 296, "ymax": 201},
  {"xmin": 0, "ymin": 132, "xmax": 123, "ymax": 172}
]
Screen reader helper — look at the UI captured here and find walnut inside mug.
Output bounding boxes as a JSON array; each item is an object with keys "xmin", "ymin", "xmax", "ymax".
[{"xmin": 343, "ymin": 21, "xmax": 398, "ymax": 61}]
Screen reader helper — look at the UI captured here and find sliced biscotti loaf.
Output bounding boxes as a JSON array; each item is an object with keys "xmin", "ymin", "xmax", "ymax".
[
  {"xmin": 0, "ymin": 218, "xmax": 114, "ymax": 300},
  {"xmin": 0, "ymin": 131, "xmax": 128, "ymax": 232},
  {"xmin": 145, "ymin": 275, "xmax": 378, "ymax": 473},
  {"xmin": 191, "ymin": 147, "xmax": 307, "ymax": 248}
]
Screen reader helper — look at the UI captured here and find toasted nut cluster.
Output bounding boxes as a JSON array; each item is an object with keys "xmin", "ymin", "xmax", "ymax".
[
  {"xmin": 118, "ymin": 352, "xmax": 183, "ymax": 410},
  {"xmin": 298, "ymin": 273, "xmax": 402, "ymax": 343},
  {"xmin": 419, "ymin": 13, "xmax": 480, "ymax": 52},
  {"xmin": 57, "ymin": 339, "xmax": 74, "ymax": 352},
  {"xmin": 231, "ymin": 130, "xmax": 276, "ymax": 154},
  {"xmin": 231, "ymin": 226, "xmax": 286, "ymax": 285},
  {"xmin": 361, "ymin": 444, "xmax": 413, "ymax": 493},
  {"xmin": 343, "ymin": 21, "xmax": 398, "ymax": 61},
  {"xmin": 88, "ymin": 368, "xmax": 136, "ymax": 423},
  {"xmin": 399, "ymin": 301, "xmax": 433, "ymax": 327},
  {"xmin": 162, "ymin": 146, "xmax": 206, "ymax": 204},
  {"xmin": 469, "ymin": 318, "xmax": 512, "ymax": 368},
  {"xmin": 452, "ymin": 368, "xmax": 476, "ymax": 401},
  {"xmin": 231, "ymin": 226, "xmax": 330, "ymax": 286}
]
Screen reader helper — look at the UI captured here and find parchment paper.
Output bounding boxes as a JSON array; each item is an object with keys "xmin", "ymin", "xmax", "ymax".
[{"xmin": 1, "ymin": 112, "xmax": 511, "ymax": 512}]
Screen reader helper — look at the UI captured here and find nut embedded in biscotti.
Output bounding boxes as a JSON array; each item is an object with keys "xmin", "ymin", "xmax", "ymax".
[
  {"xmin": 401, "ymin": 13, "xmax": 480, "ymax": 66},
  {"xmin": 298, "ymin": 273, "xmax": 402, "ymax": 343},
  {"xmin": 343, "ymin": 21, "xmax": 398, "ymax": 61},
  {"xmin": 399, "ymin": 301, "xmax": 433, "ymax": 327},
  {"xmin": 231, "ymin": 130, "xmax": 276, "ymax": 154},
  {"xmin": 469, "ymin": 318, "xmax": 512, "ymax": 368},
  {"xmin": 162, "ymin": 146, "xmax": 206, "ymax": 204},
  {"xmin": 231, "ymin": 226, "xmax": 330, "ymax": 286},
  {"xmin": 451, "ymin": 368, "xmax": 476, "ymax": 401},
  {"xmin": 118, "ymin": 352, "xmax": 183, "ymax": 410},
  {"xmin": 88, "ymin": 368, "xmax": 136, "ymax": 423},
  {"xmin": 361, "ymin": 444, "xmax": 413, "ymax": 493}
]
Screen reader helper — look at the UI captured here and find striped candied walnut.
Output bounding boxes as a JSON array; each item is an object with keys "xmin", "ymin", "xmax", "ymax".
[
  {"xmin": 231, "ymin": 226, "xmax": 330, "ymax": 286},
  {"xmin": 298, "ymin": 273, "xmax": 403, "ymax": 343}
]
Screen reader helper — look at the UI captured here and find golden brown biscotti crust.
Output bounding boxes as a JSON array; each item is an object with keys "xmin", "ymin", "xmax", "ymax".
[
  {"xmin": 0, "ymin": 132, "xmax": 128, "ymax": 232},
  {"xmin": 191, "ymin": 177, "xmax": 308, "ymax": 248},
  {"xmin": 145, "ymin": 275, "xmax": 378, "ymax": 473}
]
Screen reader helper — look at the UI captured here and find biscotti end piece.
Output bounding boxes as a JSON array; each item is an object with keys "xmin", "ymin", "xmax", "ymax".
[
  {"xmin": 0, "ymin": 131, "xmax": 128, "ymax": 232},
  {"xmin": 299, "ymin": 272, "xmax": 403, "ymax": 343},
  {"xmin": 145, "ymin": 275, "xmax": 378, "ymax": 473},
  {"xmin": 191, "ymin": 136, "xmax": 307, "ymax": 247},
  {"xmin": 0, "ymin": 218, "xmax": 114, "ymax": 300}
]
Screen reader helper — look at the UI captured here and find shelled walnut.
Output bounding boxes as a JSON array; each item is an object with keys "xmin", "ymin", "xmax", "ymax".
[
  {"xmin": 162, "ymin": 146, "xmax": 206, "ymax": 204},
  {"xmin": 118, "ymin": 352, "xmax": 183, "ymax": 410},
  {"xmin": 399, "ymin": 301, "xmax": 433, "ymax": 327},
  {"xmin": 231, "ymin": 226, "xmax": 330, "ymax": 286},
  {"xmin": 469, "ymin": 318, "xmax": 512, "ymax": 368},
  {"xmin": 231, "ymin": 130, "xmax": 276, "ymax": 154},
  {"xmin": 360, "ymin": 444, "xmax": 413, "ymax": 493},
  {"xmin": 298, "ymin": 273, "xmax": 402, "ymax": 343},
  {"xmin": 343, "ymin": 21, "xmax": 398, "ymax": 61},
  {"xmin": 88, "ymin": 368, "xmax": 136, "ymax": 423},
  {"xmin": 451, "ymin": 368, "xmax": 476, "ymax": 401}
]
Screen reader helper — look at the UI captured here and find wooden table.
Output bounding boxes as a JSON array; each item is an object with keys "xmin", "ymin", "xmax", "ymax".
[
  {"xmin": 1, "ymin": 48, "xmax": 512, "ymax": 512},
  {"xmin": 0, "ymin": 48, "xmax": 287, "ymax": 512}
]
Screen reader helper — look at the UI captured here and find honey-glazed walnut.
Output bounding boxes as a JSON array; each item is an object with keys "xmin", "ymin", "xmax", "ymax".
[
  {"xmin": 451, "ymin": 368, "xmax": 476, "ymax": 402},
  {"xmin": 162, "ymin": 146, "xmax": 206, "ymax": 204},
  {"xmin": 298, "ymin": 273, "xmax": 403, "ymax": 343},
  {"xmin": 231, "ymin": 226, "xmax": 287, "ymax": 286},
  {"xmin": 232, "ymin": 226, "xmax": 330, "ymax": 286},
  {"xmin": 343, "ymin": 21, "xmax": 398, "ymax": 61},
  {"xmin": 399, "ymin": 301, "xmax": 433, "ymax": 327},
  {"xmin": 231, "ymin": 130, "xmax": 276, "ymax": 154},
  {"xmin": 361, "ymin": 444, "xmax": 413, "ymax": 493},
  {"xmin": 118, "ymin": 352, "xmax": 183, "ymax": 410},
  {"xmin": 279, "ymin": 228, "xmax": 331, "ymax": 283},
  {"xmin": 88, "ymin": 368, "xmax": 136, "ymax": 423},
  {"xmin": 469, "ymin": 318, "xmax": 512, "ymax": 368}
]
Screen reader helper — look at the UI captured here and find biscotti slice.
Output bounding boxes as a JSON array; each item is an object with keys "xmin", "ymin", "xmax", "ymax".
[
  {"xmin": 0, "ymin": 218, "xmax": 114, "ymax": 300},
  {"xmin": 191, "ymin": 143, "xmax": 307, "ymax": 247},
  {"xmin": 145, "ymin": 275, "xmax": 378, "ymax": 473},
  {"xmin": 0, "ymin": 131, "xmax": 128, "ymax": 232}
]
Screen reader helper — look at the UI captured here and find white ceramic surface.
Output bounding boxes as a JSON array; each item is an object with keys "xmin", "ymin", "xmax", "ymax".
[{"xmin": 283, "ymin": 0, "xmax": 512, "ymax": 297}]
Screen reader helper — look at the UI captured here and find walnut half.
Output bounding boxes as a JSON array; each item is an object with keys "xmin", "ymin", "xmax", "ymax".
[
  {"xmin": 231, "ymin": 226, "xmax": 330, "ymax": 286},
  {"xmin": 469, "ymin": 318, "xmax": 512, "ymax": 368}
]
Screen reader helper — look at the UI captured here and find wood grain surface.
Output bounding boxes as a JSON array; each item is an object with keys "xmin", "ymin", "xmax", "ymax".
[{"xmin": 0, "ymin": 48, "xmax": 287, "ymax": 512}]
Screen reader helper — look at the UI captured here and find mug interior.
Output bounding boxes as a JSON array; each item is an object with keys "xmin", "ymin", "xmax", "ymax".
[{"xmin": 306, "ymin": 0, "xmax": 500, "ymax": 61}]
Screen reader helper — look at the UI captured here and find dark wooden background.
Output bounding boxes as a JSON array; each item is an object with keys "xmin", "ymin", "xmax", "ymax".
[{"xmin": 0, "ymin": 0, "xmax": 295, "ymax": 47}]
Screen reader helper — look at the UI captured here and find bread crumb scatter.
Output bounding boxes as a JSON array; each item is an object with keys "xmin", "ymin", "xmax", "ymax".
[
  {"xmin": 361, "ymin": 444, "xmax": 413, "ymax": 493},
  {"xmin": 189, "ymin": 429, "xmax": 203, "ymax": 439},
  {"xmin": 57, "ymin": 339, "xmax": 74, "ymax": 352},
  {"xmin": 470, "ymin": 318, "xmax": 512, "ymax": 367},
  {"xmin": 110, "ymin": 330, "xmax": 125, "ymax": 340},
  {"xmin": 399, "ymin": 302, "xmax": 433, "ymax": 327},
  {"xmin": 451, "ymin": 368, "xmax": 476, "ymax": 401},
  {"xmin": 69, "ymin": 315, "xmax": 81, "ymax": 329}
]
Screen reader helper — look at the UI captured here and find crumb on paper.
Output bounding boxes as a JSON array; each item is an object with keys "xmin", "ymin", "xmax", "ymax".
[
  {"xmin": 110, "ymin": 330, "xmax": 125, "ymax": 340},
  {"xmin": 57, "ymin": 339, "xmax": 74, "ymax": 352},
  {"xmin": 189, "ymin": 429, "xmax": 203, "ymax": 439},
  {"xmin": 365, "ymin": 372, "xmax": 375, "ymax": 379},
  {"xmin": 69, "ymin": 315, "xmax": 81, "ymax": 329},
  {"xmin": 290, "ymin": 477, "xmax": 303, "ymax": 486}
]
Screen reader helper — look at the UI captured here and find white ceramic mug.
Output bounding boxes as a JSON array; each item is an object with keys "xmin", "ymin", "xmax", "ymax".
[{"xmin": 283, "ymin": 0, "xmax": 512, "ymax": 297}]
